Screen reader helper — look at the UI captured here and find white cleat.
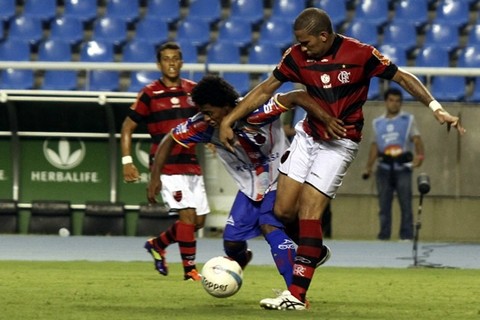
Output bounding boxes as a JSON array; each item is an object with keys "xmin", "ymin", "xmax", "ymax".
[{"xmin": 259, "ymin": 290, "xmax": 306, "ymax": 311}]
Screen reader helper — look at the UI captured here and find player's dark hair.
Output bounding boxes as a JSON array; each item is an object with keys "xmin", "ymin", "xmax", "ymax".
[
  {"xmin": 191, "ymin": 75, "xmax": 239, "ymax": 108},
  {"xmin": 384, "ymin": 87, "xmax": 403, "ymax": 102},
  {"xmin": 156, "ymin": 41, "xmax": 183, "ymax": 62},
  {"xmin": 294, "ymin": 8, "xmax": 333, "ymax": 35}
]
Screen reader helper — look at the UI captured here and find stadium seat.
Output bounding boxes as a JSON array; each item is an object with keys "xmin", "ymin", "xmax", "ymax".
[
  {"xmin": 38, "ymin": 39, "xmax": 78, "ymax": 90},
  {"xmin": 433, "ymin": 0, "xmax": 470, "ymax": 30},
  {"xmin": 63, "ymin": 0, "xmax": 97, "ymax": 23},
  {"xmin": 38, "ymin": 39, "xmax": 72, "ymax": 62},
  {"xmin": 134, "ymin": 17, "xmax": 169, "ymax": 46},
  {"xmin": 423, "ymin": 23, "xmax": 459, "ymax": 53},
  {"xmin": 415, "ymin": 45, "xmax": 450, "ymax": 67},
  {"xmin": 122, "ymin": 40, "xmax": 157, "ymax": 63},
  {"xmin": 467, "ymin": 24, "xmax": 480, "ymax": 46},
  {"xmin": 187, "ymin": 0, "xmax": 222, "ymax": 26},
  {"xmin": 467, "ymin": 77, "xmax": 480, "ymax": 102},
  {"xmin": 368, "ymin": 77, "xmax": 381, "ymax": 100},
  {"xmin": 216, "ymin": 18, "xmax": 253, "ymax": 50},
  {"xmin": 176, "ymin": 40, "xmax": 199, "ymax": 63},
  {"xmin": 0, "ymin": 0, "xmax": 15, "ymax": 23},
  {"xmin": 344, "ymin": 20, "xmax": 379, "ymax": 47},
  {"xmin": 457, "ymin": 45, "xmax": 480, "ymax": 68},
  {"xmin": 0, "ymin": 22, "xmax": 3, "ymax": 41},
  {"xmin": 206, "ymin": 42, "xmax": 241, "ymax": 64},
  {"xmin": 82, "ymin": 201, "xmax": 125, "ymax": 236},
  {"xmin": 312, "ymin": 0, "xmax": 348, "ymax": 30},
  {"xmin": 103, "ymin": 0, "xmax": 140, "ymax": 24},
  {"xmin": 80, "ymin": 41, "xmax": 120, "ymax": 91},
  {"xmin": 354, "ymin": 0, "xmax": 389, "ymax": 27},
  {"xmin": 378, "ymin": 44, "xmax": 407, "ymax": 66},
  {"xmin": 248, "ymin": 42, "xmax": 282, "ymax": 64},
  {"xmin": 0, "ymin": 39, "xmax": 34, "ymax": 89},
  {"xmin": 387, "ymin": 81, "xmax": 414, "ymax": 101},
  {"xmin": 258, "ymin": 17, "xmax": 295, "ymax": 50},
  {"xmin": 271, "ymin": 0, "xmax": 306, "ymax": 21},
  {"xmin": 230, "ymin": 0, "xmax": 264, "ymax": 27},
  {"xmin": 91, "ymin": 17, "xmax": 128, "ymax": 48},
  {"xmin": 0, "ymin": 200, "xmax": 18, "ymax": 234},
  {"xmin": 145, "ymin": 0, "xmax": 181, "ymax": 24},
  {"xmin": 393, "ymin": 0, "xmax": 429, "ymax": 29},
  {"xmin": 23, "ymin": 0, "xmax": 57, "ymax": 23},
  {"xmin": 28, "ymin": 200, "xmax": 72, "ymax": 235},
  {"xmin": 382, "ymin": 21, "xmax": 418, "ymax": 53},
  {"xmin": 8, "ymin": 15, "xmax": 44, "ymax": 46},
  {"xmin": 128, "ymin": 70, "xmax": 161, "ymax": 92},
  {"xmin": 176, "ymin": 17, "xmax": 211, "ymax": 49},
  {"xmin": 49, "ymin": 16, "xmax": 84, "ymax": 46},
  {"xmin": 223, "ymin": 73, "xmax": 251, "ymax": 96},
  {"xmin": 430, "ymin": 76, "xmax": 466, "ymax": 102}
]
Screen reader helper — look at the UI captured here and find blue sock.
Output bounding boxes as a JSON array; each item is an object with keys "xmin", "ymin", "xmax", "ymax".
[{"xmin": 265, "ymin": 229, "xmax": 296, "ymax": 287}]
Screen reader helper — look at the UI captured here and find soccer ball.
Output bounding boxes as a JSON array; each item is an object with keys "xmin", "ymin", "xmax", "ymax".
[{"xmin": 201, "ymin": 256, "xmax": 243, "ymax": 298}]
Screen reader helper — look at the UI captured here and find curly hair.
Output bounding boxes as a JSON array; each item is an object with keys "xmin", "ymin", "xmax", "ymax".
[{"xmin": 191, "ymin": 74, "xmax": 240, "ymax": 108}]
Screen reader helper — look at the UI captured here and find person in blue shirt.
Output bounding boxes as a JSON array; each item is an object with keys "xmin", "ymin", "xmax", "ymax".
[{"xmin": 363, "ymin": 88, "xmax": 425, "ymax": 240}]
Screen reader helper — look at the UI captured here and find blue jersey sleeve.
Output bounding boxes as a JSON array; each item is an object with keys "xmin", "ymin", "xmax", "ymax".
[
  {"xmin": 171, "ymin": 112, "xmax": 214, "ymax": 147},
  {"xmin": 246, "ymin": 95, "xmax": 289, "ymax": 126}
]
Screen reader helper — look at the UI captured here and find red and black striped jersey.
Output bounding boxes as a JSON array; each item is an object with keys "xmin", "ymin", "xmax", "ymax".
[
  {"xmin": 128, "ymin": 78, "xmax": 201, "ymax": 175},
  {"xmin": 273, "ymin": 34, "xmax": 398, "ymax": 142}
]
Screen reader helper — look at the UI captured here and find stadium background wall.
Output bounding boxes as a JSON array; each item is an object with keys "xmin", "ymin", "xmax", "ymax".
[{"xmin": 0, "ymin": 94, "xmax": 478, "ymax": 241}]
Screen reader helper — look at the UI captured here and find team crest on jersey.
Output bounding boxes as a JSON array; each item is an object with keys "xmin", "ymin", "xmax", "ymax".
[
  {"xmin": 338, "ymin": 71, "xmax": 351, "ymax": 84},
  {"xmin": 173, "ymin": 190, "xmax": 183, "ymax": 202},
  {"xmin": 372, "ymin": 48, "xmax": 391, "ymax": 66}
]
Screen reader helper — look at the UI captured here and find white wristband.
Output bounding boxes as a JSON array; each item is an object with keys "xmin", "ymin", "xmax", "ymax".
[
  {"xmin": 428, "ymin": 100, "xmax": 442, "ymax": 112},
  {"xmin": 122, "ymin": 156, "xmax": 133, "ymax": 165}
]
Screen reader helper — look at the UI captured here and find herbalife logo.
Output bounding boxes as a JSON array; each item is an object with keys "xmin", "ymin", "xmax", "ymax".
[
  {"xmin": 135, "ymin": 140, "xmax": 150, "ymax": 169},
  {"xmin": 43, "ymin": 138, "xmax": 86, "ymax": 170}
]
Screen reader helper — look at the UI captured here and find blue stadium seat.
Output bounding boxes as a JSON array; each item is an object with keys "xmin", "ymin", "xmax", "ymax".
[
  {"xmin": 128, "ymin": 71, "xmax": 161, "ymax": 92},
  {"xmin": 230, "ymin": 0, "xmax": 264, "ymax": 27},
  {"xmin": 344, "ymin": 20, "xmax": 379, "ymax": 47},
  {"xmin": 223, "ymin": 73, "xmax": 251, "ymax": 96},
  {"xmin": 216, "ymin": 18, "xmax": 253, "ymax": 49},
  {"xmin": 368, "ymin": 77, "xmax": 381, "ymax": 100},
  {"xmin": 415, "ymin": 45, "xmax": 450, "ymax": 67},
  {"xmin": 354, "ymin": 0, "xmax": 389, "ymax": 27},
  {"xmin": 91, "ymin": 17, "xmax": 128, "ymax": 48},
  {"xmin": 387, "ymin": 81, "xmax": 414, "ymax": 101},
  {"xmin": 433, "ymin": 0, "xmax": 469, "ymax": 30},
  {"xmin": 430, "ymin": 76, "xmax": 466, "ymax": 102},
  {"xmin": 260, "ymin": 73, "xmax": 296, "ymax": 94},
  {"xmin": 187, "ymin": 0, "xmax": 222, "ymax": 25},
  {"xmin": 104, "ymin": 0, "xmax": 140, "ymax": 24},
  {"xmin": 49, "ymin": 16, "xmax": 84, "ymax": 46},
  {"xmin": 8, "ymin": 15, "xmax": 44, "ymax": 46},
  {"xmin": 38, "ymin": 40, "xmax": 78, "ymax": 90},
  {"xmin": 0, "ymin": 39, "xmax": 34, "ymax": 89},
  {"xmin": 457, "ymin": 45, "xmax": 480, "ymax": 68},
  {"xmin": 80, "ymin": 41, "xmax": 119, "ymax": 91},
  {"xmin": 176, "ymin": 17, "xmax": 211, "ymax": 49},
  {"xmin": 467, "ymin": 77, "xmax": 480, "ymax": 102},
  {"xmin": 145, "ymin": 0, "xmax": 181, "ymax": 24},
  {"xmin": 382, "ymin": 21, "xmax": 417, "ymax": 53},
  {"xmin": 134, "ymin": 17, "xmax": 169, "ymax": 46},
  {"xmin": 0, "ymin": 22, "xmax": 3, "ymax": 41},
  {"xmin": 312, "ymin": 0, "xmax": 348, "ymax": 30},
  {"xmin": 248, "ymin": 43, "xmax": 282, "ymax": 64},
  {"xmin": 122, "ymin": 40, "xmax": 157, "ymax": 63},
  {"xmin": 467, "ymin": 24, "xmax": 480, "ymax": 46},
  {"xmin": 63, "ymin": 0, "xmax": 97, "ymax": 24},
  {"xmin": 378, "ymin": 44, "xmax": 407, "ymax": 66},
  {"xmin": 258, "ymin": 17, "xmax": 294, "ymax": 50},
  {"xmin": 393, "ymin": 0, "xmax": 429, "ymax": 29},
  {"xmin": 176, "ymin": 40, "xmax": 198, "ymax": 63},
  {"xmin": 0, "ymin": 0, "xmax": 16, "ymax": 23},
  {"xmin": 23, "ymin": 0, "xmax": 57, "ymax": 23},
  {"xmin": 271, "ymin": 0, "xmax": 306, "ymax": 21},
  {"xmin": 206, "ymin": 42, "xmax": 241, "ymax": 64},
  {"xmin": 423, "ymin": 23, "xmax": 459, "ymax": 53}
]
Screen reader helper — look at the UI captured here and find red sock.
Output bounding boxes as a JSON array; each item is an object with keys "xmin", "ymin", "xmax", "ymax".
[
  {"xmin": 175, "ymin": 221, "xmax": 197, "ymax": 273},
  {"xmin": 153, "ymin": 221, "xmax": 178, "ymax": 250},
  {"xmin": 289, "ymin": 219, "xmax": 323, "ymax": 303}
]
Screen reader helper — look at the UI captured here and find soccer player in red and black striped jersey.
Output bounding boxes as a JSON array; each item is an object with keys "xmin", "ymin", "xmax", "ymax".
[
  {"xmin": 220, "ymin": 8, "xmax": 465, "ymax": 310},
  {"xmin": 121, "ymin": 42, "xmax": 210, "ymax": 281}
]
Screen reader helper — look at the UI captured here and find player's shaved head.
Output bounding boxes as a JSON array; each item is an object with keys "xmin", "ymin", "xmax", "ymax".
[{"xmin": 294, "ymin": 8, "xmax": 333, "ymax": 35}]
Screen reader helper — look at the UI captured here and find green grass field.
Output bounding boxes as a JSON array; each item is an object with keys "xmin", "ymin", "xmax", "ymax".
[{"xmin": 1, "ymin": 261, "xmax": 479, "ymax": 320}]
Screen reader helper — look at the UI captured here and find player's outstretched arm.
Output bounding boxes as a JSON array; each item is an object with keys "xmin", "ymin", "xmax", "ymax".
[
  {"xmin": 147, "ymin": 133, "xmax": 176, "ymax": 203},
  {"xmin": 392, "ymin": 68, "xmax": 466, "ymax": 135}
]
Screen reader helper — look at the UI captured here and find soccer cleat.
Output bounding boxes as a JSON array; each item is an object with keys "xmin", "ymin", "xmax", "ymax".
[
  {"xmin": 184, "ymin": 269, "xmax": 202, "ymax": 281},
  {"xmin": 316, "ymin": 244, "xmax": 332, "ymax": 268},
  {"xmin": 144, "ymin": 239, "xmax": 168, "ymax": 276},
  {"xmin": 260, "ymin": 290, "xmax": 307, "ymax": 310}
]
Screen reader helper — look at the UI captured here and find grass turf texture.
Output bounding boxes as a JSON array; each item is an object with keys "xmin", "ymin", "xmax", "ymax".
[{"xmin": 1, "ymin": 261, "xmax": 479, "ymax": 320}]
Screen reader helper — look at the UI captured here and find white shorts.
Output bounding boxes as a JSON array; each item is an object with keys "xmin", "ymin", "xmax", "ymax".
[
  {"xmin": 160, "ymin": 174, "xmax": 210, "ymax": 215},
  {"xmin": 279, "ymin": 122, "xmax": 359, "ymax": 198}
]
